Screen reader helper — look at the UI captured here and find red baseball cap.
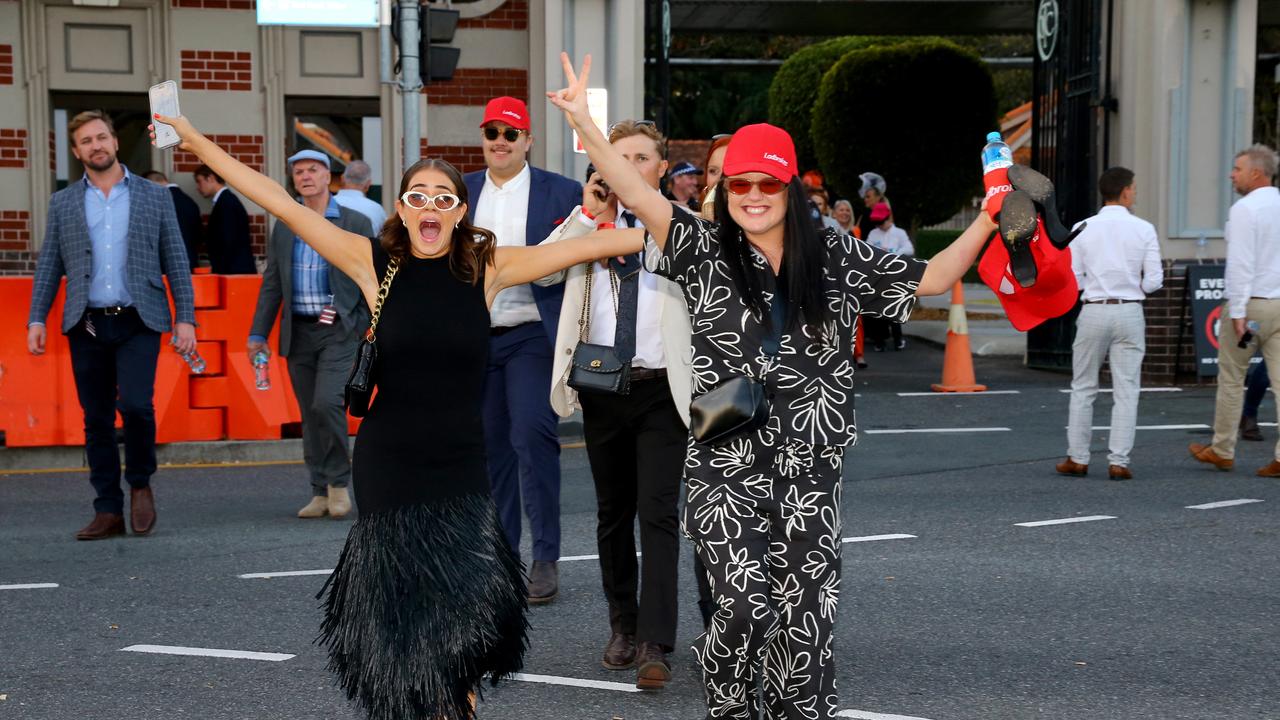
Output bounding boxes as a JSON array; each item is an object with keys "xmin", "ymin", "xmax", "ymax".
[
  {"xmin": 977, "ymin": 218, "xmax": 1079, "ymax": 331},
  {"xmin": 722, "ymin": 123, "xmax": 797, "ymax": 183},
  {"xmin": 480, "ymin": 97, "xmax": 531, "ymax": 131}
]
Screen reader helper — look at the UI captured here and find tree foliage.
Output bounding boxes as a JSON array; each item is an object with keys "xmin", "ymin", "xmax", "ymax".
[{"xmin": 811, "ymin": 40, "xmax": 997, "ymax": 233}]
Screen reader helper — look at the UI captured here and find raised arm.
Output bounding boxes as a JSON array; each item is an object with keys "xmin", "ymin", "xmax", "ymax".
[
  {"xmin": 151, "ymin": 114, "xmax": 375, "ymax": 294},
  {"xmin": 486, "ymin": 228, "xmax": 646, "ymax": 306},
  {"xmin": 545, "ymin": 54, "xmax": 674, "ymax": 251},
  {"xmin": 917, "ymin": 211, "xmax": 998, "ymax": 296}
]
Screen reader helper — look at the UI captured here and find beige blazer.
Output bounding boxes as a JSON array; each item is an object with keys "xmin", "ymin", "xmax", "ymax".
[{"xmin": 536, "ymin": 206, "xmax": 693, "ymax": 426}]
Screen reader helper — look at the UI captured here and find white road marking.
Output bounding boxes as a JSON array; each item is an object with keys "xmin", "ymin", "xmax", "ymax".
[
  {"xmin": 1058, "ymin": 387, "xmax": 1183, "ymax": 393},
  {"xmin": 120, "ymin": 644, "xmax": 294, "ymax": 662},
  {"xmin": 238, "ymin": 569, "xmax": 332, "ymax": 579},
  {"xmin": 1070, "ymin": 424, "xmax": 1209, "ymax": 431},
  {"xmin": 510, "ymin": 672, "xmax": 641, "ymax": 693},
  {"xmin": 842, "ymin": 534, "xmax": 917, "ymax": 543},
  {"xmin": 896, "ymin": 390, "xmax": 1020, "ymax": 397},
  {"xmin": 0, "ymin": 583, "xmax": 59, "ymax": 591},
  {"xmin": 837, "ymin": 710, "xmax": 937, "ymax": 720},
  {"xmin": 1186, "ymin": 498, "xmax": 1264, "ymax": 510},
  {"xmin": 560, "ymin": 552, "xmax": 641, "ymax": 563},
  {"xmin": 1015, "ymin": 515, "xmax": 1117, "ymax": 528},
  {"xmin": 865, "ymin": 427, "xmax": 1010, "ymax": 435}
]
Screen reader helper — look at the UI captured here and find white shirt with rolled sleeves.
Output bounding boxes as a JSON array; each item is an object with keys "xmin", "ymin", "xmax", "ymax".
[
  {"xmin": 1070, "ymin": 205, "xmax": 1163, "ymax": 301},
  {"xmin": 1225, "ymin": 185, "xmax": 1280, "ymax": 319},
  {"xmin": 476, "ymin": 163, "xmax": 542, "ymax": 327}
]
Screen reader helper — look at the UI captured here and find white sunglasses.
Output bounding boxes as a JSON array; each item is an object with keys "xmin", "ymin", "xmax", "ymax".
[{"xmin": 400, "ymin": 191, "xmax": 461, "ymax": 211}]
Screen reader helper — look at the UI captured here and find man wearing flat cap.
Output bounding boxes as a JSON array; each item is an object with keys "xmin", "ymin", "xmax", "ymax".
[{"xmin": 248, "ymin": 149, "xmax": 373, "ymax": 520}]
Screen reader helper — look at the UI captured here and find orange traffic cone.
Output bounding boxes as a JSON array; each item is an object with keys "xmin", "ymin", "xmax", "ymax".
[{"xmin": 930, "ymin": 281, "xmax": 988, "ymax": 393}]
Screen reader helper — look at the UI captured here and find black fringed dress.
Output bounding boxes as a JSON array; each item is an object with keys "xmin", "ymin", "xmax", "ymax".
[{"xmin": 318, "ymin": 247, "xmax": 528, "ymax": 720}]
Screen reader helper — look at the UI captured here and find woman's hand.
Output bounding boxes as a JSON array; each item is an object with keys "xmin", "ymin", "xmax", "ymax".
[
  {"xmin": 148, "ymin": 113, "xmax": 199, "ymax": 152},
  {"xmin": 545, "ymin": 52, "xmax": 593, "ymax": 132}
]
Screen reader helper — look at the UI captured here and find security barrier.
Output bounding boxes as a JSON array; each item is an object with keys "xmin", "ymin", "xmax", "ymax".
[{"xmin": 0, "ymin": 272, "xmax": 362, "ymax": 447}]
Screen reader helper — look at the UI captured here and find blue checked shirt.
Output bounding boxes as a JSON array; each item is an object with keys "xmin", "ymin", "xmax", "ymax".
[
  {"xmin": 85, "ymin": 168, "xmax": 134, "ymax": 308},
  {"xmin": 290, "ymin": 196, "xmax": 339, "ymax": 316}
]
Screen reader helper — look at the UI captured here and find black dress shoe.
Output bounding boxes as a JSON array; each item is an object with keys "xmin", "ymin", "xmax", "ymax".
[
  {"xmin": 1240, "ymin": 415, "xmax": 1264, "ymax": 442},
  {"xmin": 1007, "ymin": 164, "xmax": 1085, "ymax": 250},
  {"xmin": 602, "ymin": 632, "xmax": 636, "ymax": 670},
  {"xmin": 998, "ymin": 190, "xmax": 1039, "ymax": 288},
  {"xmin": 527, "ymin": 560, "xmax": 558, "ymax": 604},
  {"xmin": 634, "ymin": 641, "xmax": 672, "ymax": 690}
]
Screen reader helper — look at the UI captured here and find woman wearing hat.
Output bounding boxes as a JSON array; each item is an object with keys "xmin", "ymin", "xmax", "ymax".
[{"xmin": 549, "ymin": 54, "xmax": 997, "ymax": 719}]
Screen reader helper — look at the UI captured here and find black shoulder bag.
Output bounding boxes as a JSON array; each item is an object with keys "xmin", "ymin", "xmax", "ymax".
[
  {"xmin": 343, "ymin": 256, "xmax": 400, "ymax": 417},
  {"xmin": 567, "ymin": 266, "xmax": 632, "ymax": 395},
  {"xmin": 689, "ymin": 293, "xmax": 787, "ymax": 446}
]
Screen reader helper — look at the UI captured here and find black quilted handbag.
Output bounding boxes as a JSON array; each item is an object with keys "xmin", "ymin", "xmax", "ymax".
[
  {"xmin": 344, "ymin": 256, "xmax": 399, "ymax": 417},
  {"xmin": 566, "ymin": 265, "xmax": 631, "ymax": 395}
]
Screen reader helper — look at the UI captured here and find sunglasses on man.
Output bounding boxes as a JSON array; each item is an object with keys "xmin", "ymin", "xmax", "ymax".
[{"xmin": 483, "ymin": 127, "xmax": 525, "ymax": 142}]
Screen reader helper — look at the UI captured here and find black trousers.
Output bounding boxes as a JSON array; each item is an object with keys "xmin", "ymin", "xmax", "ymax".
[
  {"xmin": 66, "ymin": 309, "xmax": 161, "ymax": 514},
  {"xmin": 864, "ymin": 315, "xmax": 902, "ymax": 346},
  {"xmin": 578, "ymin": 376, "xmax": 686, "ymax": 650}
]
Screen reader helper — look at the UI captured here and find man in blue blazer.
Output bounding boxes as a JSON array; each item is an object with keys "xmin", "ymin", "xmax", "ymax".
[
  {"xmin": 27, "ymin": 110, "xmax": 196, "ymax": 541},
  {"xmin": 465, "ymin": 96, "xmax": 582, "ymax": 604}
]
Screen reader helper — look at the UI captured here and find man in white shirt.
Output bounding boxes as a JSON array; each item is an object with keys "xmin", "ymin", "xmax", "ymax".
[
  {"xmin": 1191, "ymin": 144, "xmax": 1280, "ymax": 475},
  {"xmin": 333, "ymin": 160, "xmax": 387, "ymax": 231},
  {"xmin": 1057, "ymin": 167, "xmax": 1162, "ymax": 480},
  {"xmin": 864, "ymin": 202, "xmax": 913, "ymax": 350},
  {"xmin": 537, "ymin": 120, "xmax": 691, "ymax": 690}
]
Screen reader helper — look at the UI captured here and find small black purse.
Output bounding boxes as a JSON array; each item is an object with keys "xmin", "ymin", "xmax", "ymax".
[
  {"xmin": 689, "ymin": 294, "xmax": 787, "ymax": 446},
  {"xmin": 344, "ymin": 256, "xmax": 400, "ymax": 417},
  {"xmin": 567, "ymin": 265, "xmax": 632, "ymax": 396}
]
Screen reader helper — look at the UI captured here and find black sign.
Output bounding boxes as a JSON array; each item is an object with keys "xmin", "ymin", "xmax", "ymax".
[{"xmin": 1187, "ymin": 264, "xmax": 1226, "ymax": 377}]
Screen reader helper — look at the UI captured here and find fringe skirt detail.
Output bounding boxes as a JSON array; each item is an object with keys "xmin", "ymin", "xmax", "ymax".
[{"xmin": 317, "ymin": 493, "xmax": 529, "ymax": 720}]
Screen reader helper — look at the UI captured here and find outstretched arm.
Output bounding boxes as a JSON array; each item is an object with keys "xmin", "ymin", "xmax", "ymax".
[
  {"xmin": 486, "ymin": 228, "xmax": 646, "ymax": 305},
  {"xmin": 917, "ymin": 211, "xmax": 997, "ymax": 296},
  {"xmin": 545, "ymin": 54, "xmax": 674, "ymax": 252},
  {"xmin": 150, "ymin": 114, "xmax": 375, "ymax": 298}
]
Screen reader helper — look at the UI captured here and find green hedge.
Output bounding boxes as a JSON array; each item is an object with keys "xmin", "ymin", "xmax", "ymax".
[{"xmin": 914, "ymin": 228, "xmax": 982, "ymax": 284}]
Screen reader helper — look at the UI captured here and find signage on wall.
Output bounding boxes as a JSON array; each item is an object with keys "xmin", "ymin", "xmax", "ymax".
[
  {"xmin": 1036, "ymin": 0, "xmax": 1059, "ymax": 62},
  {"xmin": 257, "ymin": 0, "xmax": 379, "ymax": 27},
  {"xmin": 1185, "ymin": 264, "xmax": 1262, "ymax": 378}
]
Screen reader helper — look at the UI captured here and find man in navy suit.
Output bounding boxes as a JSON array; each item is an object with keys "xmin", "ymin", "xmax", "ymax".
[
  {"xmin": 465, "ymin": 96, "xmax": 582, "ymax": 604},
  {"xmin": 27, "ymin": 110, "xmax": 196, "ymax": 541},
  {"xmin": 195, "ymin": 164, "xmax": 258, "ymax": 274},
  {"xmin": 143, "ymin": 170, "xmax": 203, "ymax": 269}
]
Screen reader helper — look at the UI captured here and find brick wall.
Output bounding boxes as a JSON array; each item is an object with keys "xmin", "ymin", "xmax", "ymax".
[
  {"xmin": 0, "ymin": 44, "xmax": 13, "ymax": 86},
  {"xmin": 425, "ymin": 68, "xmax": 527, "ymax": 106},
  {"xmin": 180, "ymin": 50, "xmax": 252, "ymax": 92},
  {"xmin": 172, "ymin": 0, "xmax": 255, "ymax": 8},
  {"xmin": 0, "ymin": 129, "xmax": 27, "ymax": 169},
  {"xmin": 458, "ymin": 0, "xmax": 528, "ymax": 29},
  {"xmin": 0, "ymin": 211, "xmax": 33, "ymax": 275},
  {"xmin": 175, "ymin": 134, "xmax": 263, "ymax": 173},
  {"xmin": 419, "ymin": 139, "xmax": 485, "ymax": 174}
]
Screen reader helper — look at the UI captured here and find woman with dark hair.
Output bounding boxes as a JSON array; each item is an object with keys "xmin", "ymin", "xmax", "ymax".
[
  {"xmin": 152, "ymin": 112, "xmax": 643, "ymax": 720},
  {"xmin": 549, "ymin": 54, "xmax": 996, "ymax": 719}
]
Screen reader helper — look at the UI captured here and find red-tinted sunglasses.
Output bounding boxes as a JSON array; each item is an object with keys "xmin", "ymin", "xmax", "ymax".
[{"xmin": 725, "ymin": 177, "xmax": 788, "ymax": 196}]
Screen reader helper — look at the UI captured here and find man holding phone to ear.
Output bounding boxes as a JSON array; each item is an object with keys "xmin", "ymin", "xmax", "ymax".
[{"xmin": 27, "ymin": 110, "xmax": 196, "ymax": 540}]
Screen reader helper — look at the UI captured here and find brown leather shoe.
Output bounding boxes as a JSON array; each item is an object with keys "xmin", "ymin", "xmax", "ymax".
[
  {"xmin": 130, "ymin": 486, "xmax": 156, "ymax": 535},
  {"xmin": 1240, "ymin": 416, "xmax": 1264, "ymax": 442},
  {"xmin": 1189, "ymin": 443, "xmax": 1234, "ymax": 471},
  {"xmin": 602, "ymin": 632, "xmax": 636, "ymax": 670},
  {"xmin": 76, "ymin": 512, "xmax": 126, "ymax": 541},
  {"xmin": 1055, "ymin": 458, "xmax": 1088, "ymax": 477},
  {"xmin": 527, "ymin": 560, "xmax": 558, "ymax": 605},
  {"xmin": 1108, "ymin": 465, "xmax": 1133, "ymax": 481},
  {"xmin": 634, "ymin": 641, "xmax": 672, "ymax": 690},
  {"xmin": 1257, "ymin": 460, "xmax": 1280, "ymax": 477}
]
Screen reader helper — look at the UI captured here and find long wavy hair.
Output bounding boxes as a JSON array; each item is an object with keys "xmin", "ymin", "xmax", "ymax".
[
  {"xmin": 379, "ymin": 159, "xmax": 495, "ymax": 285},
  {"xmin": 711, "ymin": 176, "xmax": 832, "ymax": 331}
]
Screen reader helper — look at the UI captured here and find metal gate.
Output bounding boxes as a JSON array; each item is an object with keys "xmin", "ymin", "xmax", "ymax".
[{"xmin": 1027, "ymin": 0, "xmax": 1111, "ymax": 370}]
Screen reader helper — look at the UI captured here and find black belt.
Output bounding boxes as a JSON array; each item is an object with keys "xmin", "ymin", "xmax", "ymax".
[
  {"xmin": 1085, "ymin": 299, "xmax": 1141, "ymax": 305},
  {"xmin": 491, "ymin": 322, "xmax": 537, "ymax": 337},
  {"xmin": 630, "ymin": 367, "xmax": 667, "ymax": 382},
  {"xmin": 86, "ymin": 305, "xmax": 132, "ymax": 316},
  {"xmin": 292, "ymin": 313, "xmax": 321, "ymax": 324}
]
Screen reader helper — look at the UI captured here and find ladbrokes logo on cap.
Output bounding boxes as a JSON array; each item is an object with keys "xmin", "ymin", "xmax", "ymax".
[
  {"xmin": 502, "ymin": 110, "xmax": 523, "ymax": 121},
  {"xmin": 763, "ymin": 153, "xmax": 789, "ymax": 167}
]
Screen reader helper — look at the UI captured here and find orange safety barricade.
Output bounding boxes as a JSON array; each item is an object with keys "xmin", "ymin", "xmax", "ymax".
[{"xmin": 0, "ymin": 274, "xmax": 362, "ymax": 447}]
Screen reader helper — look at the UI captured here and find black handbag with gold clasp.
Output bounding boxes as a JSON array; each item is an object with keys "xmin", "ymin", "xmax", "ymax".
[
  {"xmin": 344, "ymin": 255, "xmax": 399, "ymax": 417},
  {"xmin": 567, "ymin": 265, "xmax": 631, "ymax": 395}
]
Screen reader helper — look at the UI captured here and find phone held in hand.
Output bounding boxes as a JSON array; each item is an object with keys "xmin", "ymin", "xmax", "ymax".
[
  {"xmin": 148, "ymin": 80, "xmax": 181, "ymax": 149},
  {"xmin": 585, "ymin": 163, "xmax": 610, "ymax": 200}
]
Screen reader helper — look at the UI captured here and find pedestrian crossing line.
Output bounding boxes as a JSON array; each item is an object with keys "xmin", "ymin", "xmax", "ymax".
[
  {"xmin": 1015, "ymin": 515, "xmax": 1117, "ymax": 528},
  {"xmin": 865, "ymin": 427, "xmax": 1010, "ymax": 435},
  {"xmin": 1186, "ymin": 498, "xmax": 1264, "ymax": 510},
  {"xmin": 896, "ymin": 390, "xmax": 1020, "ymax": 397},
  {"xmin": 510, "ymin": 672, "xmax": 642, "ymax": 693},
  {"xmin": 238, "ymin": 569, "xmax": 332, "ymax": 579},
  {"xmin": 1069, "ymin": 424, "xmax": 1210, "ymax": 431},
  {"xmin": 120, "ymin": 644, "xmax": 294, "ymax": 662},
  {"xmin": 842, "ymin": 534, "xmax": 917, "ymax": 543},
  {"xmin": 837, "ymin": 710, "xmax": 936, "ymax": 720},
  {"xmin": 0, "ymin": 583, "xmax": 58, "ymax": 591},
  {"xmin": 1057, "ymin": 388, "xmax": 1183, "ymax": 393},
  {"xmin": 560, "ymin": 552, "xmax": 641, "ymax": 563}
]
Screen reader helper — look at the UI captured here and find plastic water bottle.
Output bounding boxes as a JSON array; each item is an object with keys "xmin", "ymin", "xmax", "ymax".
[
  {"xmin": 981, "ymin": 131, "xmax": 1015, "ymax": 218},
  {"xmin": 1196, "ymin": 232, "xmax": 1208, "ymax": 261},
  {"xmin": 178, "ymin": 346, "xmax": 206, "ymax": 374},
  {"xmin": 252, "ymin": 350, "xmax": 271, "ymax": 391}
]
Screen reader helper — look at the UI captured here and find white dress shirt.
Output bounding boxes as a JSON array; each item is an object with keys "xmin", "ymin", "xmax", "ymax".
[
  {"xmin": 334, "ymin": 188, "xmax": 388, "ymax": 231},
  {"xmin": 1225, "ymin": 186, "xmax": 1280, "ymax": 318},
  {"xmin": 212, "ymin": 186, "xmax": 228, "ymax": 206},
  {"xmin": 1070, "ymin": 205, "xmax": 1163, "ymax": 302},
  {"xmin": 867, "ymin": 223, "xmax": 914, "ymax": 256},
  {"xmin": 586, "ymin": 205, "xmax": 667, "ymax": 370},
  {"xmin": 476, "ymin": 163, "xmax": 541, "ymax": 327}
]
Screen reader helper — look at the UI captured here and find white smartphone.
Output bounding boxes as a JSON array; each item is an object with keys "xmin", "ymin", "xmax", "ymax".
[{"xmin": 148, "ymin": 80, "xmax": 181, "ymax": 149}]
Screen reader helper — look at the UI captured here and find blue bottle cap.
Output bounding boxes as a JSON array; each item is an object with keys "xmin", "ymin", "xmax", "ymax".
[{"xmin": 986, "ymin": 131, "xmax": 1003, "ymax": 143}]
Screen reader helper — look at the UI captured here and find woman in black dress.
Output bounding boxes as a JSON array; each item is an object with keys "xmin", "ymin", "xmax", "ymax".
[
  {"xmin": 153, "ymin": 113, "xmax": 644, "ymax": 720},
  {"xmin": 548, "ymin": 55, "xmax": 998, "ymax": 719}
]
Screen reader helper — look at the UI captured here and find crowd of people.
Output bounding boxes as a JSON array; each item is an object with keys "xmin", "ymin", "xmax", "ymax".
[{"xmin": 23, "ymin": 51, "xmax": 1280, "ymax": 720}]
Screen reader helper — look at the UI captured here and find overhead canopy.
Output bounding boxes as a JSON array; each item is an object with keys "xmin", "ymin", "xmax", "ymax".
[{"xmin": 669, "ymin": 0, "xmax": 1036, "ymax": 36}]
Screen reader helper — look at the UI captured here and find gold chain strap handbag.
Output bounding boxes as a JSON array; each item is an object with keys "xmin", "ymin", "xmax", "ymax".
[
  {"xmin": 566, "ymin": 264, "xmax": 632, "ymax": 395},
  {"xmin": 344, "ymin": 256, "xmax": 400, "ymax": 417}
]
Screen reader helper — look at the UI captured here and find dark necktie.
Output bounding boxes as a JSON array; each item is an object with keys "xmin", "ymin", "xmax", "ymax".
[{"xmin": 613, "ymin": 211, "xmax": 641, "ymax": 362}]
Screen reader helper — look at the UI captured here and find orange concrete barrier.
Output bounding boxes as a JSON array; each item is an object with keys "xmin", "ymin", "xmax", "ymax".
[{"xmin": 0, "ymin": 274, "xmax": 362, "ymax": 448}]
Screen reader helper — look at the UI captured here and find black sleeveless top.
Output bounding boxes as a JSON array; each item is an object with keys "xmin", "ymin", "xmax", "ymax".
[{"xmin": 351, "ymin": 243, "xmax": 492, "ymax": 514}]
